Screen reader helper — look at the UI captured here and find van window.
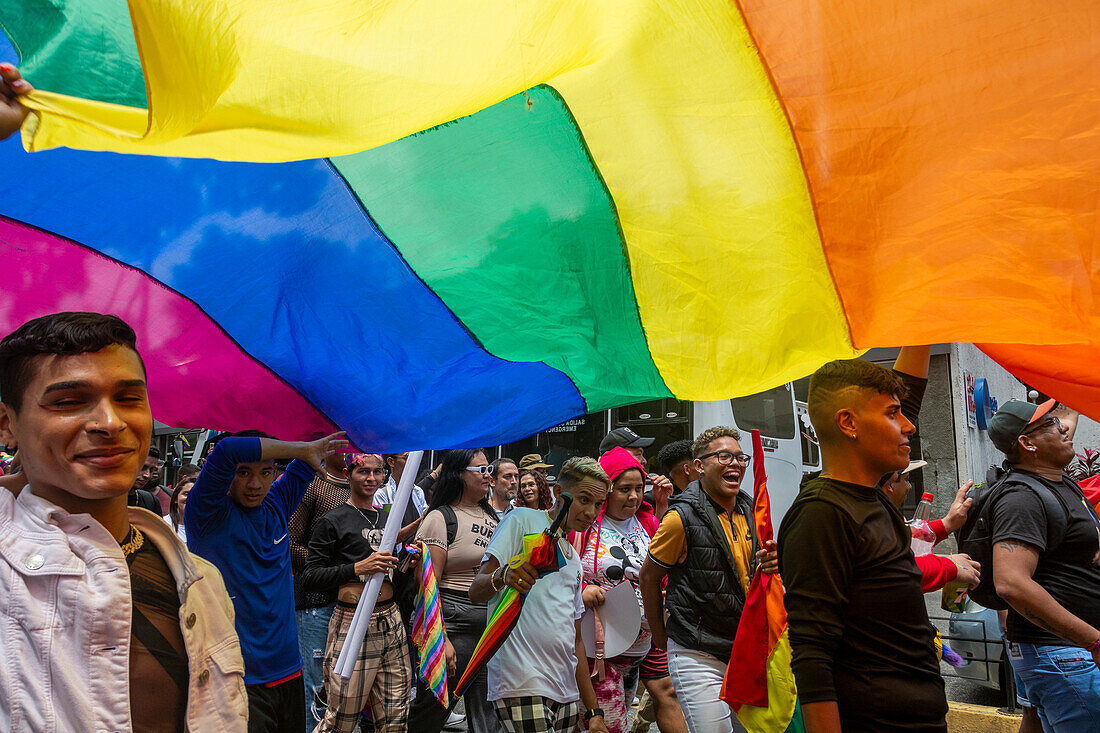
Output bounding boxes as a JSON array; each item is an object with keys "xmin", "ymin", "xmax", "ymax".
[{"xmin": 730, "ymin": 384, "xmax": 795, "ymax": 440}]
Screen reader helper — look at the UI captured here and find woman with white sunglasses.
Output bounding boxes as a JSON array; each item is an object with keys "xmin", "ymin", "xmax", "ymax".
[{"xmin": 409, "ymin": 449, "xmax": 503, "ymax": 732}]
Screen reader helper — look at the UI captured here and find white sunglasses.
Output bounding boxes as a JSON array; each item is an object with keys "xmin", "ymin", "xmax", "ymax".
[{"xmin": 465, "ymin": 465, "xmax": 495, "ymax": 475}]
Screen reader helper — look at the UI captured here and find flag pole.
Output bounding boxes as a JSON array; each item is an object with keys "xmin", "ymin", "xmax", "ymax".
[{"xmin": 335, "ymin": 449, "xmax": 424, "ymax": 680}]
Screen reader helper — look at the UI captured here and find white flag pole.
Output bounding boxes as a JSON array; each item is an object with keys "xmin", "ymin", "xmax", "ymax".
[{"xmin": 335, "ymin": 449, "xmax": 424, "ymax": 680}]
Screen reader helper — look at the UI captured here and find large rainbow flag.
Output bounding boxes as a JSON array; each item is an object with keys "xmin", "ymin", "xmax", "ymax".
[
  {"xmin": 0, "ymin": 1, "xmax": 1098, "ymax": 449},
  {"xmin": 722, "ymin": 430, "xmax": 802, "ymax": 732}
]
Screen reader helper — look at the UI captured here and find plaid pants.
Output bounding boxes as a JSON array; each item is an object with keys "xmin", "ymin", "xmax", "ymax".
[
  {"xmin": 314, "ymin": 602, "xmax": 411, "ymax": 733},
  {"xmin": 493, "ymin": 696, "xmax": 582, "ymax": 733}
]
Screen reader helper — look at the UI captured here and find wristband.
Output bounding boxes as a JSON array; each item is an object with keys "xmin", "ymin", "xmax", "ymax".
[
  {"xmin": 1086, "ymin": 637, "xmax": 1100, "ymax": 653},
  {"xmin": 583, "ymin": 708, "xmax": 604, "ymax": 723}
]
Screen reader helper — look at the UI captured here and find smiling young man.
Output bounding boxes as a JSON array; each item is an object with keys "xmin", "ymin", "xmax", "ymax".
[
  {"xmin": 987, "ymin": 399, "xmax": 1100, "ymax": 730},
  {"xmin": 777, "ymin": 359, "xmax": 947, "ymax": 733},
  {"xmin": 469, "ymin": 456, "xmax": 612, "ymax": 733},
  {"xmin": 185, "ymin": 428, "xmax": 347, "ymax": 733},
  {"xmin": 639, "ymin": 426, "xmax": 776, "ymax": 733},
  {"xmin": 0, "ymin": 312, "xmax": 247, "ymax": 731}
]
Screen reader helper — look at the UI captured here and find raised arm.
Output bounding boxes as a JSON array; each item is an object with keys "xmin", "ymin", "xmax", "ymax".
[
  {"xmin": 893, "ymin": 345, "xmax": 931, "ymax": 379},
  {"xmin": 0, "ymin": 64, "xmax": 32, "ymax": 141}
]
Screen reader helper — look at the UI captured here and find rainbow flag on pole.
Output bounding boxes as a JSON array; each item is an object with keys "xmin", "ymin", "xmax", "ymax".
[
  {"xmin": 722, "ymin": 430, "xmax": 803, "ymax": 733},
  {"xmin": 411, "ymin": 543, "xmax": 448, "ymax": 707}
]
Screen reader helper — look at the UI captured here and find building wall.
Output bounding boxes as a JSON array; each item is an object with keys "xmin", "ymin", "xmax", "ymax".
[
  {"xmin": 915, "ymin": 353, "xmax": 958, "ymax": 514},
  {"xmin": 1073, "ymin": 415, "xmax": 1100, "ymax": 457},
  {"xmin": 948, "ymin": 343, "xmax": 1028, "ymax": 490}
]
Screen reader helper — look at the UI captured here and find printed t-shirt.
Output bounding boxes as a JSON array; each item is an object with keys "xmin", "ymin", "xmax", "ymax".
[
  {"xmin": 991, "ymin": 472, "xmax": 1100, "ymax": 645},
  {"xmin": 483, "ymin": 508, "xmax": 585, "ymax": 704},
  {"xmin": 416, "ymin": 504, "xmax": 498, "ymax": 592},
  {"xmin": 128, "ymin": 533, "xmax": 187, "ymax": 732},
  {"xmin": 581, "ymin": 514, "xmax": 652, "ymax": 656},
  {"xmin": 648, "ymin": 504, "xmax": 753, "ymax": 594},
  {"xmin": 301, "ymin": 503, "xmax": 391, "ymax": 591}
]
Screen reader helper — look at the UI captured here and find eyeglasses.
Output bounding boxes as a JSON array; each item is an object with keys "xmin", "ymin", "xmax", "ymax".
[
  {"xmin": 697, "ymin": 451, "xmax": 751, "ymax": 466},
  {"xmin": 1022, "ymin": 415, "xmax": 1062, "ymax": 436},
  {"xmin": 465, "ymin": 465, "xmax": 495, "ymax": 475}
]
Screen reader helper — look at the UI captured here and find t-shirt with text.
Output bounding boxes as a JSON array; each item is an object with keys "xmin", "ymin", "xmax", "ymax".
[{"xmin": 417, "ymin": 504, "xmax": 498, "ymax": 593}]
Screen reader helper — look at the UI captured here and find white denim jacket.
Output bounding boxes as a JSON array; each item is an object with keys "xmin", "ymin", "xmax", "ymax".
[{"xmin": 0, "ymin": 487, "xmax": 248, "ymax": 732}]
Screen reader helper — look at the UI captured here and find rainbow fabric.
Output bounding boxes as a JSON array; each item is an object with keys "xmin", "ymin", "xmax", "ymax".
[
  {"xmin": 411, "ymin": 543, "xmax": 448, "ymax": 707},
  {"xmin": 1, "ymin": 1, "xmax": 1099, "ymax": 449},
  {"xmin": 722, "ymin": 430, "xmax": 803, "ymax": 733},
  {"xmin": 452, "ymin": 531, "xmax": 568, "ymax": 699}
]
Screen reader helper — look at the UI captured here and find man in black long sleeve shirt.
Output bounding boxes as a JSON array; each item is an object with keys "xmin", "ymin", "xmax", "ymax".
[
  {"xmin": 778, "ymin": 358, "xmax": 947, "ymax": 733},
  {"xmin": 301, "ymin": 453, "xmax": 410, "ymax": 733}
]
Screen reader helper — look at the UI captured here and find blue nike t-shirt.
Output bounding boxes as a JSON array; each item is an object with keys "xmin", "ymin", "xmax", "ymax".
[{"xmin": 185, "ymin": 437, "xmax": 313, "ymax": 684}]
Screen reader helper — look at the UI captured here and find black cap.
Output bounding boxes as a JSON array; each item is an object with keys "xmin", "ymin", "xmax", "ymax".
[
  {"xmin": 599, "ymin": 427, "xmax": 655, "ymax": 454},
  {"xmin": 988, "ymin": 398, "xmax": 1056, "ymax": 454}
]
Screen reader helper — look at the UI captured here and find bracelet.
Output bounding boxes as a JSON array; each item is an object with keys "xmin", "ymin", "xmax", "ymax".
[
  {"xmin": 490, "ymin": 567, "xmax": 506, "ymax": 592},
  {"xmin": 1086, "ymin": 637, "xmax": 1100, "ymax": 653},
  {"xmin": 583, "ymin": 708, "xmax": 604, "ymax": 723}
]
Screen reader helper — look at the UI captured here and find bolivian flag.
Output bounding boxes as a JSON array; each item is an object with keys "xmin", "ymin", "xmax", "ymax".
[{"xmin": 722, "ymin": 430, "xmax": 803, "ymax": 733}]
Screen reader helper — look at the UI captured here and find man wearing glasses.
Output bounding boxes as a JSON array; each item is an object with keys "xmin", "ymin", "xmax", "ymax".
[
  {"xmin": 640, "ymin": 426, "xmax": 777, "ymax": 733},
  {"xmin": 988, "ymin": 399, "xmax": 1100, "ymax": 730}
]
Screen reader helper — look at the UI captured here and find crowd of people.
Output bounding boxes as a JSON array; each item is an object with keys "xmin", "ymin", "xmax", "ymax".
[{"xmin": 2, "ymin": 300, "xmax": 1100, "ymax": 733}]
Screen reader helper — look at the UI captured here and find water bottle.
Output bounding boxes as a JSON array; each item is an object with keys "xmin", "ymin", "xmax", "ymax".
[{"xmin": 908, "ymin": 492, "xmax": 937, "ymax": 556}]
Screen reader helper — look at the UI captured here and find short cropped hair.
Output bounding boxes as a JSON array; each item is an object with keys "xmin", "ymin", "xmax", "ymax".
[
  {"xmin": 692, "ymin": 426, "xmax": 742, "ymax": 458},
  {"xmin": 177, "ymin": 463, "xmax": 202, "ymax": 481},
  {"xmin": 148, "ymin": 445, "xmax": 162, "ymax": 461},
  {"xmin": 807, "ymin": 359, "xmax": 908, "ymax": 436},
  {"xmin": 656, "ymin": 440, "xmax": 693, "ymax": 475},
  {"xmin": 556, "ymin": 456, "xmax": 610, "ymax": 492},
  {"xmin": 0, "ymin": 312, "xmax": 143, "ymax": 412}
]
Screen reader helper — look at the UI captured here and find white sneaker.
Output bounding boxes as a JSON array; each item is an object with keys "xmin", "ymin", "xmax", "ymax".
[{"xmin": 445, "ymin": 711, "xmax": 467, "ymax": 729}]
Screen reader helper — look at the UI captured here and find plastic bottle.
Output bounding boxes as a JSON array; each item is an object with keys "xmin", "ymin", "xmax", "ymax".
[
  {"xmin": 908, "ymin": 492, "xmax": 937, "ymax": 556},
  {"xmin": 941, "ymin": 578, "xmax": 969, "ymax": 613}
]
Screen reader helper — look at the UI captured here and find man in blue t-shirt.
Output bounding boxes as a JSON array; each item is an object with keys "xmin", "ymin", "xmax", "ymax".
[{"xmin": 186, "ymin": 430, "xmax": 347, "ymax": 733}]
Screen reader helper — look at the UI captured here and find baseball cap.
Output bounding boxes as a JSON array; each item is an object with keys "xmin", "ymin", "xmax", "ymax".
[
  {"xmin": 988, "ymin": 398, "xmax": 1057, "ymax": 454},
  {"xmin": 518, "ymin": 453, "xmax": 552, "ymax": 470},
  {"xmin": 599, "ymin": 427, "xmax": 655, "ymax": 454}
]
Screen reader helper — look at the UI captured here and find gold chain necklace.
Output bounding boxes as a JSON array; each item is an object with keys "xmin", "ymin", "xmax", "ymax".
[
  {"xmin": 120, "ymin": 524, "xmax": 145, "ymax": 556},
  {"xmin": 350, "ymin": 502, "xmax": 378, "ymax": 529}
]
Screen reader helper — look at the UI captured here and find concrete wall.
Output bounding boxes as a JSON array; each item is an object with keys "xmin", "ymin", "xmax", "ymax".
[
  {"xmin": 1073, "ymin": 415, "xmax": 1100, "ymax": 456},
  {"xmin": 916, "ymin": 353, "xmax": 959, "ymax": 513},
  {"xmin": 949, "ymin": 344, "xmax": 1028, "ymax": 487}
]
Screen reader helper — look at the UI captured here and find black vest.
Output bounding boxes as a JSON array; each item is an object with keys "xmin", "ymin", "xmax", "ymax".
[{"xmin": 664, "ymin": 482, "xmax": 757, "ymax": 662}]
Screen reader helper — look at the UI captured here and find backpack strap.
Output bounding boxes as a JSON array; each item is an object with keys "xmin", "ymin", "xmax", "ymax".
[
  {"xmin": 998, "ymin": 470, "xmax": 1071, "ymax": 553},
  {"xmin": 439, "ymin": 504, "xmax": 458, "ymax": 547}
]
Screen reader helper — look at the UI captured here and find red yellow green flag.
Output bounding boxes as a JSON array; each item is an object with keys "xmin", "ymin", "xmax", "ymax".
[{"xmin": 722, "ymin": 430, "xmax": 803, "ymax": 733}]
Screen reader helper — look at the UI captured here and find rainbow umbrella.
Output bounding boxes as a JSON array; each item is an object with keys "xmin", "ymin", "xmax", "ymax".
[
  {"xmin": 450, "ymin": 495, "xmax": 574, "ymax": 702},
  {"xmin": 722, "ymin": 430, "xmax": 803, "ymax": 733}
]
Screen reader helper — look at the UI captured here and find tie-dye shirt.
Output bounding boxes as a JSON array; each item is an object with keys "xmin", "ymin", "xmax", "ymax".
[{"xmin": 581, "ymin": 514, "xmax": 652, "ymax": 656}]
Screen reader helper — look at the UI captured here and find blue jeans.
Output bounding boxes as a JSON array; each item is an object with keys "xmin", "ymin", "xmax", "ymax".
[
  {"xmin": 1008, "ymin": 642, "xmax": 1100, "ymax": 732},
  {"xmin": 297, "ymin": 604, "xmax": 335, "ymax": 732}
]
